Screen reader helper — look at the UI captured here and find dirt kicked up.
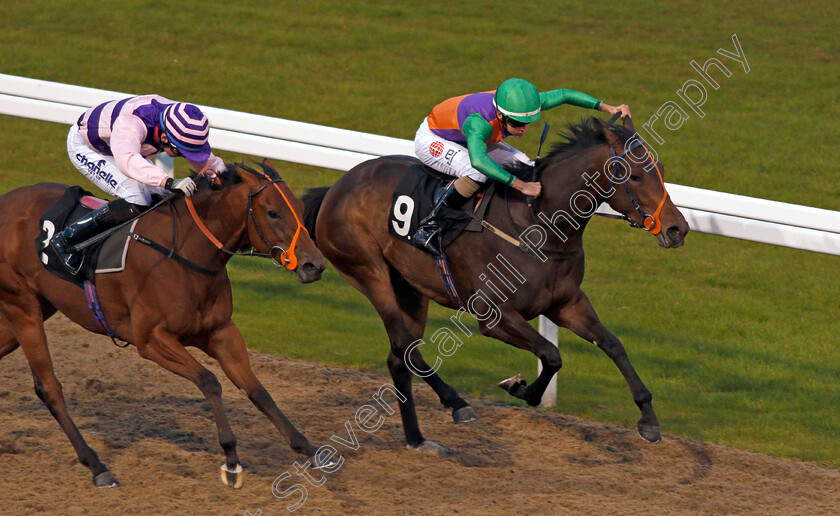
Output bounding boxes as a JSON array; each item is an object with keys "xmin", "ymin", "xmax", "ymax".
[{"xmin": 1, "ymin": 315, "xmax": 838, "ymax": 515}]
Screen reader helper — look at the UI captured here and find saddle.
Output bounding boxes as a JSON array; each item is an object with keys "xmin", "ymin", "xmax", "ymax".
[
  {"xmin": 387, "ymin": 156, "xmax": 496, "ymax": 253},
  {"xmin": 35, "ymin": 186, "xmax": 137, "ymax": 287}
]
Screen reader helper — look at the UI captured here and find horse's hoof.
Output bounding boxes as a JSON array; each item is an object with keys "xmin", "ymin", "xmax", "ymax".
[
  {"xmin": 452, "ymin": 405, "xmax": 479, "ymax": 424},
  {"xmin": 637, "ymin": 422, "xmax": 662, "ymax": 443},
  {"xmin": 406, "ymin": 440, "xmax": 445, "ymax": 456},
  {"xmin": 220, "ymin": 463, "xmax": 244, "ymax": 489},
  {"xmin": 526, "ymin": 394, "xmax": 543, "ymax": 407},
  {"xmin": 311, "ymin": 452, "xmax": 338, "ymax": 471},
  {"xmin": 498, "ymin": 373, "xmax": 527, "ymax": 397},
  {"xmin": 93, "ymin": 470, "xmax": 119, "ymax": 488}
]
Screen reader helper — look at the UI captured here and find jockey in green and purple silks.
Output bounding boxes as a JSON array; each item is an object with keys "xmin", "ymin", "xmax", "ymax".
[{"xmin": 413, "ymin": 78, "xmax": 630, "ymax": 255}]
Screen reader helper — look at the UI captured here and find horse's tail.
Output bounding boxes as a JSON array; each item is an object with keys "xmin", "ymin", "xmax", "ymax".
[{"xmin": 301, "ymin": 187, "xmax": 330, "ymax": 246}]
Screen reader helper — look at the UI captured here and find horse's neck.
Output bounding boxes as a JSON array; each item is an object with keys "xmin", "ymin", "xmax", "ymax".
[
  {"xmin": 177, "ymin": 186, "xmax": 250, "ymax": 265},
  {"xmin": 511, "ymin": 145, "xmax": 610, "ymax": 250}
]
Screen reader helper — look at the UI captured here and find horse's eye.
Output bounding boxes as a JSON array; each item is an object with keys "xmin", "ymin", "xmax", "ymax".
[
  {"xmin": 629, "ymin": 175, "xmax": 641, "ymax": 182},
  {"xmin": 267, "ymin": 210, "xmax": 280, "ymax": 219}
]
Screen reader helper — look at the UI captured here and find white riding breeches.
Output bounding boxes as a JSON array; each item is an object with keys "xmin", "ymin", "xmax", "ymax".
[
  {"xmin": 414, "ymin": 117, "xmax": 533, "ymax": 183},
  {"xmin": 67, "ymin": 124, "xmax": 167, "ymax": 206}
]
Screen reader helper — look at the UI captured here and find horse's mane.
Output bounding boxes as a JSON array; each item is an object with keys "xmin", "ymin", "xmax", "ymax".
[
  {"xmin": 505, "ymin": 116, "xmax": 636, "ymax": 180},
  {"xmin": 548, "ymin": 117, "xmax": 635, "ymax": 158},
  {"xmin": 191, "ymin": 161, "xmax": 283, "ymax": 192}
]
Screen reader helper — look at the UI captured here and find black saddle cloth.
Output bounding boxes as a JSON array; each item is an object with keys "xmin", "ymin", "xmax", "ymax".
[
  {"xmin": 386, "ymin": 156, "xmax": 494, "ymax": 252},
  {"xmin": 35, "ymin": 186, "xmax": 133, "ymax": 287}
]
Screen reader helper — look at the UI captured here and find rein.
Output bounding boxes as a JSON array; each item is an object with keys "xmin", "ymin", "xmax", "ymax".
[
  {"xmin": 184, "ymin": 168, "xmax": 307, "ymax": 270},
  {"xmin": 69, "ymin": 193, "xmax": 219, "ymax": 275},
  {"xmin": 508, "ymin": 115, "xmax": 670, "ymax": 255},
  {"xmin": 124, "ymin": 197, "xmax": 217, "ymax": 276}
]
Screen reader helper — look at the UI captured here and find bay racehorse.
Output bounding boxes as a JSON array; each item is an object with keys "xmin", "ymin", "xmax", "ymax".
[
  {"xmin": 302, "ymin": 116, "xmax": 689, "ymax": 453},
  {"xmin": 0, "ymin": 161, "xmax": 325, "ymax": 487}
]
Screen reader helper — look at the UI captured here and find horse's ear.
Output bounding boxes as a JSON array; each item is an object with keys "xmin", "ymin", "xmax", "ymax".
[
  {"xmin": 234, "ymin": 163, "xmax": 262, "ymax": 188},
  {"xmin": 622, "ymin": 114, "xmax": 636, "ymax": 132},
  {"xmin": 262, "ymin": 158, "xmax": 276, "ymax": 172},
  {"xmin": 255, "ymin": 158, "xmax": 281, "ymax": 181},
  {"xmin": 601, "ymin": 120, "xmax": 620, "ymax": 147}
]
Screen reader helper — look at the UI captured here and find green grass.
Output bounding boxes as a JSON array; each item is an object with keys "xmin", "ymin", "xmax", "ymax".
[{"xmin": 1, "ymin": 1, "xmax": 838, "ymax": 467}]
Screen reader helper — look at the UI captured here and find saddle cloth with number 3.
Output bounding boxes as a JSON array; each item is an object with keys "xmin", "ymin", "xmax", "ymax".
[{"xmin": 35, "ymin": 186, "xmax": 137, "ymax": 287}]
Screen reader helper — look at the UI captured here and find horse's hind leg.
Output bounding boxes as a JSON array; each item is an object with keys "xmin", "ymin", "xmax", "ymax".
[
  {"xmin": 547, "ymin": 292, "xmax": 660, "ymax": 443},
  {"xmin": 0, "ymin": 322, "xmax": 21, "ymax": 360},
  {"xmin": 479, "ymin": 310, "xmax": 562, "ymax": 407},
  {"xmin": 134, "ymin": 328, "xmax": 244, "ymax": 488},
  {"xmin": 0, "ymin": 291, "xmax": 117, "ymax": 487},
  {"xmin": 337, "ymin": 263, "xmax": 453, "ymax": 454},
  {"xmin": 0, "ymin": 298, "xmax": 55, "ymax": 360}
]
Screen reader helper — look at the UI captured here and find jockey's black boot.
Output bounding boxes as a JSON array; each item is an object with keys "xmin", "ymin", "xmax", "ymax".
[
  {"xmin": 413, "ymin": 181, "xmax": 471, "ymax": 256},
  {"xmin": 49, "ymin": 198, "xmax": 141, "ymax": 275}
]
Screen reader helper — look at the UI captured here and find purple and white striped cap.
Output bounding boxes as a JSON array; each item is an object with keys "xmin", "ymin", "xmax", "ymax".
[{"xmin": 159, "ymin": 102, "xmax": 211, "ymax": 162}]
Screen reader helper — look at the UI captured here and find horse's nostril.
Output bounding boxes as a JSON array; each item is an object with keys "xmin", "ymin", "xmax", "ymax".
[
  {"xmin": 297, "ymin": 261, "xmax": 324, "ymax": 283},
  {"xmin": 666, "ymin": 225, "xmax": 685, "ymax": 243}
]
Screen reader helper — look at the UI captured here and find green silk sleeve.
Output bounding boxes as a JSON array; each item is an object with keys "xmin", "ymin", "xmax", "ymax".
[
  {"xmin": 540, "ymin": 89, "xmax": 603, "ymax": 111},
  {"xmin": 462, "ymin": 114, "xmax": 515, "ymax": 185}
]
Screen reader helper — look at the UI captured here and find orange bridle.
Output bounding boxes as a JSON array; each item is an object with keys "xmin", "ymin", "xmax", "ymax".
[
  {"xmin": 183, "ymin": 168, "xmax": 307, "ymax": 270},
  {"xmin": 607, "ymin": 140, "xmax": 669, "ymax": 235}
]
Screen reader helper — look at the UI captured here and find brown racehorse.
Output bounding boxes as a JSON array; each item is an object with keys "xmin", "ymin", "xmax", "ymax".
[
  {"xmin": 302, "ymin": 117, "xmax": 689, "ymax": 454},
  {"xmin": 0, "ymin": 161, "xmax": 326, "ymax": 487}
]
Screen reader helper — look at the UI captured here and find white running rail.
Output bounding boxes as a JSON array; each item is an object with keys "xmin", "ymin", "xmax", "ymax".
[{"xmin": 2, "ymin": 74, "xmax": 837, "ymax": 407}]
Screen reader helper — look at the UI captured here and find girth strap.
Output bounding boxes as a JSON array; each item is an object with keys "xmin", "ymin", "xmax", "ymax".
[
  {"xmin": 434, "ymin": 254, "xmax": 468, "ymax": 311},
  {"xmin": 83, "ymin": 280, "xmax": 128, "ymax": 348}
]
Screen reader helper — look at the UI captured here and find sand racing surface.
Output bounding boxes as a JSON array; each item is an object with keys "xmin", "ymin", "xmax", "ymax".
[{"xmin": 1, "ymin": 315, "xmax": 838, "ymax": 515}]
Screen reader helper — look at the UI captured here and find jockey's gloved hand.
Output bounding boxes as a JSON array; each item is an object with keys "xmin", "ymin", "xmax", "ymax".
[
  {"xmin": 196, "ymin": 168, "xmax": 223, "ymax": 190},
  {"xmin": 203, "ymin": 170, "xmax": 224, "ymax": 190},
  {"xmin": 165, "ymin": 177, "xmax": 197, "ymax": 197}
]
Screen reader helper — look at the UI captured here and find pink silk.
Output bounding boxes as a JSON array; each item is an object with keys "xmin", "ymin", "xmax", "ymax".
[{"xmin": 110, "ymin": 116, "xmax": 225, "ymax": 186}]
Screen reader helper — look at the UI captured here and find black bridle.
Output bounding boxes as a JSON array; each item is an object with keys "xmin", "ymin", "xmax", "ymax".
[{"xmin": 607, "ymin": 139, "xmax": 656, "ymax": 230}]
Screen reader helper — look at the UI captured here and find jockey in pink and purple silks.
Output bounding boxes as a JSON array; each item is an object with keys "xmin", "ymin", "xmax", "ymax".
[
  {"xmin": 413, "ymin": 78, "xmax": 630, "ymax": 255},
  {"xmin": 50, "ymin": 95, "xmax": 227, "ymax": 274}
]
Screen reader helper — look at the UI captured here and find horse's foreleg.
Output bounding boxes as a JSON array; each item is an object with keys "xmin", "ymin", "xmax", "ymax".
[
  {"xmin": 203, "ymin": 323, "xmax": 317, "ymax": 459},
  {"xmin": 345, "ymin": 271, "xmax": 444, "ymax": 454},
  {"xmin": 480, "ymin": 311, "xmax": 562, "ymax": 407},
  {"xmin": 392, "ymin": 278, "xmax": 476, "ymax": 424},
  {"xmin": 547, "ymin": 292, "xmax": 661, "ymax": 443},
  {"xmin": 377, "ymin": 325, "xmax": 444, "ymax": 454},
  {"xmin": 136, "ymin": 326, "xmax": 244, "ymax": 488}
]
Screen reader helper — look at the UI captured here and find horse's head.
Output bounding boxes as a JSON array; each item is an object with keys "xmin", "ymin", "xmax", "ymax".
[
  {"xmin": 234, "ymin": 161, "xmax": 326, "ymax": 283},
  {"xmin": 600, "ymin": 117, "xmax": 689, "ymax": 248}
]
